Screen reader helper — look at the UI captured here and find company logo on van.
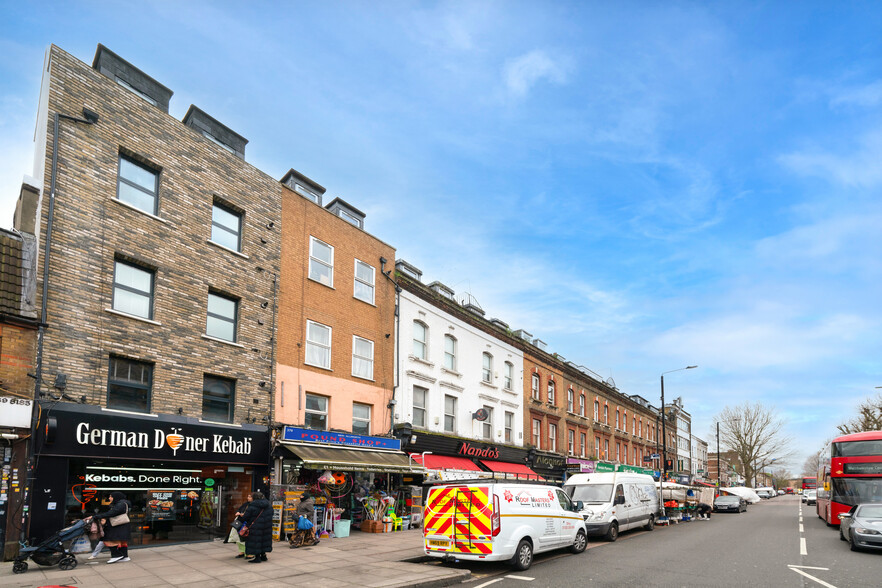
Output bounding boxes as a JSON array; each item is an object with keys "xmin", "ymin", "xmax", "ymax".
[{"xmin": 515, "ymin": 490, "xmax": 554, "ymax": 508}]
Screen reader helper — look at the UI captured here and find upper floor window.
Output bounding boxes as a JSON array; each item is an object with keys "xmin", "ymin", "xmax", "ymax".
[
  {"xmin": 116, "ymin": 77, "xmax": 158, "ymax": 106},
  {"xmin": 210, "ymin": 202, "xmax": 242, "ymax": 252},
  {"xmin": 594, "ymin": 400, "xmax": 599, "ymax": 420},
  {"xmin": 305, "ymin": 393, "xmax": 328, "ymax": 430},
  {"xmin": 504, "ymin": 411, "xmax": 514, "ymax": 443},
  {"xmin": 117, "ymin": 155, "xmax": 158, "ymax": 215},
  {"xmin": 504, "ymin": 362, "xmax": 513, "ymax": 390},
  {"xmin": 547, "ymin": 380, "xmax": 555, "ymax": 405},
  {"xmin": 482, "ymin": 353, "xmax": 493, "ymax": 384},
  {"xmin": 567, "ymin": 388, "xmax": 574, "ymax": 412},
  {"xmin": 604, "ymin": 405, "xmax": 609, "ymax": 424},
  {"xmin": 206, "ymin": 292, "xmax": 237, "ymax": 342},
  {"xmin": 305, "ymin": 320, "xmax": 331, "ymax": 369},
  {"xmin": 580, "ymin": 433, "xmax": 587, "ymax": 457},
  {"xmin": 482, "ymin": 405, "xmax": 494, "ymax": 440},
  {"xmin": 533, "ymin": 419, "xmax": 542, "ymax": 448},
  {"xmin": 616, "ymin": 408, "xmax": 621, "ymax": 429},
  {"xmin": 444, "ymin": 395, "xmax": 456, "ymax": 433},
  {"xmin": 113, "ymin": 260, "xmax": 154, "ymax": 320},
  {"xmin": 443, "ymin": 335, "xmax": 456, "ymax": 371},
  {"xmin": 412, "ymin": 386, "xmax": 427, "ymax": 428},
  {"xmin": 354, "ymin": 260, "xmax": 375, "ymax": 304},
  {"xmin": 548, "ymin": 423, "xmax": 557, "ymax": 452},
  {"xmin": 579, "ymin": 394, "xmax": 586, "ymax": 417},
  {"xmin": 352, "ymin": 402, "xmax": 371, "ymax": 435},
  {"xmin": 633, "ymin": 417, "xmax": 637, "ymax": 435},
  {"xmin": 413, "ymin": 321, "xmax": 428, "ymax": 360},
  {"xmin": 352, "ymin": 336, "xmax": 374, "ymax": 380},
  {"xmin": 202, "ymin": 374, "xmax": 235, "ymax": 423},
  {"xmin": 531, "ymin": 374, "xmax": 540, "ymax": 400},
  {"xmin": 308, "ymin": 237, "xmax": 334, "ymax": 287},
  {"xmin": 107, "ymin": 356, "xmax": 152, "ymax": 413},
  {"xmin": 568, "ymin": 429, "xmax": 575, "ymax": 455}
]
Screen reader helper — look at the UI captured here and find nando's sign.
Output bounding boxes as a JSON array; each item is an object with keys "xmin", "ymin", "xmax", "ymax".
[{"xmin": 457, "ymin": 441, "xmax": 499, "ymax": 459}]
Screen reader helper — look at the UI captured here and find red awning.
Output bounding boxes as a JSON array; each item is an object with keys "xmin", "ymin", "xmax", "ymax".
[
  {"xmin": 479, "ymin": 460, "xmax": 544, "ymax": 481},
  {"xmin": 410, "ymin": 454, "xmax": 483, "ymax": 471}
]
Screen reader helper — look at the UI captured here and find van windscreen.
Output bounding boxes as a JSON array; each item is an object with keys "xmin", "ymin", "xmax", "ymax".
[{"xmin": 567, "ymin": 484, "xmax": 614, "ymax": 504}]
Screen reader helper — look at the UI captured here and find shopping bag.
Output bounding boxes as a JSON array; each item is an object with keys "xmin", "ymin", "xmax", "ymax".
[
  {"xmin": 227, "ymin": 527, "xmax": 239, "ymax": 543},
  {"xmin": 297, "ymin": 516, "xmax": 313, "ymax": 531},
  {"xmin": 71, "ymin": 535, "xmax": 91, "ymax": 553}
]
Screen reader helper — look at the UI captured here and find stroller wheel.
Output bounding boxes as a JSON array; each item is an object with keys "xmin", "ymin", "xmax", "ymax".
[
  {"xmin": 12, "ymin": 560, "xmax": 28, "ymax": 574},
  {"xmin": 59, "ymin": 555, "xmax": 77, "ymax": 571}
]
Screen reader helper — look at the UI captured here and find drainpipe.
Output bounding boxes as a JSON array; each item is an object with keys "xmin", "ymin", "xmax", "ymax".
[
  {"xmin": 379, "ymin": 257, "xmax": 400, "ymax": 435},
  {"xmin": 25, "ymin": 107, "xmax": 99, "ymax": 539}
]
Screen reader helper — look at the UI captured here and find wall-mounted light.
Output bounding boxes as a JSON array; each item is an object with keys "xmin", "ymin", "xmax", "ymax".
[{"xmin": 258, "ymin": 381, "xmax": 266, "ymax": 387}]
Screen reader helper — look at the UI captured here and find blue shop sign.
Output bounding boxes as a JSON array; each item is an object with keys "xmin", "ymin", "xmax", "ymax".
[{"xmin": 282, "ymin": 426, "xmax": 401, "ymax": 451}]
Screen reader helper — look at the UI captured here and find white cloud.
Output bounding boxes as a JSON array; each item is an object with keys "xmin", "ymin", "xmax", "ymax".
[
  {"xmin": 829, "ymin": 80, "xmax": 882, "ymax": 109},
  {"xmin": 779, "ymin": 127, "xmax": 882, "ymax": 188},
  {"xmin": 503, "ymin": 50, "xmax": 568, "ymax": 97}
]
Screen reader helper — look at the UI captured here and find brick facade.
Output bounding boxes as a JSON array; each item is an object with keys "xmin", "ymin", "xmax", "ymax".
[
  {"xmin": 23, "ymin": 45, "xmax": 281, "ymax": 422},
  {"xmin": 275, "ymin": 183, "xmax": 396, "ymax": 434}
]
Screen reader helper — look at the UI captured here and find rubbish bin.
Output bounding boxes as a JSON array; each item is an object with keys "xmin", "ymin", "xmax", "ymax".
[{"xmin": 334, "ymin": 519, "xmax": 351, "ymax": 538}]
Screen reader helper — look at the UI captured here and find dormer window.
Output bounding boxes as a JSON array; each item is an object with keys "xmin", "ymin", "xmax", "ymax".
[
  {"xmin": 337, "ymin": 207, "xmax": 362, "ymax": 228},
  {"xmin": 202, "ymin": 131, "xmax": 236, "ymax": 154},
  {"xmin": 116, "ymin": 77, "xmax": 158, "ymax": 106},
  {"xmin": 294, "ymin": 183, "xmax": 320, "ymax": 204}
]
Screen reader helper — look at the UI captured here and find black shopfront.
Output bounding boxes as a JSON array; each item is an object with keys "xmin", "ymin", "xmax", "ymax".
[{"xmin": 31, "ymin": 403, "xmax": 269, "ymax": 545}]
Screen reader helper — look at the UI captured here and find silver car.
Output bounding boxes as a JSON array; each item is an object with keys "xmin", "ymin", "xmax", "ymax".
[{"xmin": 839, "ymin": 504, "xmax": 882, "ymax": 552}]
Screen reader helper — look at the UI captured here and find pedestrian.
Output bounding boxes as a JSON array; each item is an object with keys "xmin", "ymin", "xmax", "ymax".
[
  {"xmin": 230, "ymin": 494, "xmax": 253, "ymax": 560},
  {"xmin": 289, "ymin": 490, "xmax": 319, "ymax": 548},
  {"xmin": 695, "ymin": 502, "xmax": 712, "ymax": 520},
  {"xmin": 86, "ymin": 515, "xmax": 106, "ymax": 559},
  {"xmin": 239, "ymin": 491, "xmax": 273, "ymax": 563},
  {"xmin": 86, "ymin": 492, "xmax": 132, "ymax": 563}
]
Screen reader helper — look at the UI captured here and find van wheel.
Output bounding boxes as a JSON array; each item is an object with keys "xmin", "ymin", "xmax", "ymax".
[
  {"xmin": 512, "ymin": 539, "xmax": 533, "ymax": 571},
  {"xmin": 571, "ymin": 530, "xmax": 587, "ymax": 554},
  {"xmin": 604, "ymin": 521, "xmax": 619, "ymax": 542},
  {"xmin": 644, "ymin": 515, "xmax": 655, "ymax": 531}
]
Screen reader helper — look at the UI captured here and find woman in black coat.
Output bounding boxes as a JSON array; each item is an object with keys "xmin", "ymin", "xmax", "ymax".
[
  {"xmin": 88, "ymin": 491, "xmax": 132, "ymax": 564},
  {"xmin": 240, "ymin": 491, "xmax": 273, "ymax": 563}
]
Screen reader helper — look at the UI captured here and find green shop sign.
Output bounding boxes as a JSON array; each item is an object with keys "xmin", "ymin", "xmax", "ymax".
[{"xmin": 595, "ymin": 462, "xmax": 616, "ymax": 473}]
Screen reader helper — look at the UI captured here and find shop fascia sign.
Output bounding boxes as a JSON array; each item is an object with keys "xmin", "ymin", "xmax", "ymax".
[
  {"xmin": 532, "ymin": 452, "xmax": 566, "ymax": 468},
  {"xmin": 75, "ymin": 422, "xmax": 252, "ymax": 456},
  {"xmin": 282, "ymin": 426, "xmax": 401, "ymax": 451},
  {"xmin": 457, "ymin": 441, "xmax": 499, "ymax": 459}
]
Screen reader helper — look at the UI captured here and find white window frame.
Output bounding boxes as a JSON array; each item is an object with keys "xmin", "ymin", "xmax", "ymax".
[
  {"xmin": 547, "ymin": 380, "xmax": 555, "ymax": 405},
  {"xmin": 504, "ymin": 411, "xmax": 514, "ymax": 443},
  {"xmin": 580, "ymin": 433, "xmax": 587, "ymax": 458},
  {"xmin": 352, "ymin": 335, "xmax": 374, "ymax": 380},
  {"xmin": 444, "ymin": 394, "xmax": 457, "ymax": 433},
  {"xmin": 503, "ymin": 362, "xmax": 513, "ymax": 390},
  {"xmin": 413, "ymin": 386, "xmax": 427, "ymax": 428},
  {"xmin": 413, "ymin": 321, "xmax": 428, "ymax": 360},
  {"xmin": 579, "ymin": 394, "xmax": 585, "ymax": 417},
  {"xmin": 532, "ymin": 419, "xmax": 541, "ymax": 448},
  {"xmin": 531, "ymin": 374, "xmax": 540, "ymax": 400},
  {"xmin": 568, "ymin": 429, "xmax": 575, "ymax": 456},
  {"xmin": 567, "ymin": 388, "xmax": 574, "ymax": 413},
  {"xmin": 352, "ymin": 402, "xmax": 371, "ymax": 435},
  {"xmin": 304, "ymin": 393, "xmax": 328, "ymax": 431},
  {"xmin": 548, "ymin": 423, "xmax": 557, "ymax": 452},
  {"xmin": 482, "ymin": 353, "xmax": 493, "ymax": 384},
  {"xmin": 443, "ymin": 335, "xmax": 456, "ymax": 371},
  {"xmin": 353, "ymin": 259, "xmax": 375, "ymax": 304},
  {"xmin": 305, "ymin": 320, "xmax": 332, "ymax": 370},
  {"xmin": 308, "ymin": 236, "xmax": 334, "ymax": 287},
  {"xmin": 594, "ymin": 400, "xmax": 599, "ymax": 420},
  {"xmin": 482, "ymin": 405, "xmax": 493, "ymax": 440}
]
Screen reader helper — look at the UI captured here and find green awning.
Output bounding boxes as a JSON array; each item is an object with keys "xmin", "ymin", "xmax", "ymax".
[{"xmin": 282, "ymin": 442, "xmax": 426, "ymax": 474}]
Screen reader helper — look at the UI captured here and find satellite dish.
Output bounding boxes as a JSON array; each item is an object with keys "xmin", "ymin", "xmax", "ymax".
[
  {"xmin": 605, "ymin": 377, "xmax": 616, "ymax": 389},
  {"xmin": 473, "ymin": 408, "xmax": 489, "ymax": 422}
]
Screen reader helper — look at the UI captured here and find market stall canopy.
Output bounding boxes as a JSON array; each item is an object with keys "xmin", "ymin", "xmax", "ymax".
[
  {"xmin": 410, "ymin": 454, "xmax": 483, "ymax": 471},
  {"xmin": 281, "ymin": 443, "xmax": 425, "ymax": 474},
  {"xmin": 720, "ymin": 486, "xmax": 761, "ymax": 503},
  {"xmin": 480, "ymin": 460, "xmax": 544, "ymax": 481}
]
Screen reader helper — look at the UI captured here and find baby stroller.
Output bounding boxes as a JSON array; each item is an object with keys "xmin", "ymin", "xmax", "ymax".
[{"xmin": 12, "ymin": 518, "xmax": 87, "ymax": 574}]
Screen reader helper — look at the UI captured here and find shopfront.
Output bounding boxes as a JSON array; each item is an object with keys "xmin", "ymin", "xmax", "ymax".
[
  {"xmin": 274, "ymin": 426, "xmax": 425, "ymax": 538},
  {"xmin": 398, "ymin": 428, "xmax": 543, "ymax": 483},
  {"xmin": 31, "ymin": 403, "xmax": 269, "ymax": 545}
]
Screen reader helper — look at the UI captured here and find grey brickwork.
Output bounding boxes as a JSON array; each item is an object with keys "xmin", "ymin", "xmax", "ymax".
[{"xmin": 26, "ymin": 45, "xmax": 281, "ymax": 423}]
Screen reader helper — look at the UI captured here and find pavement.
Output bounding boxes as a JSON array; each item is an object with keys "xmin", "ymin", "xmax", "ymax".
[{"xmin": 0, "ymin": 528, "xmax": 470, "ymax": 588}]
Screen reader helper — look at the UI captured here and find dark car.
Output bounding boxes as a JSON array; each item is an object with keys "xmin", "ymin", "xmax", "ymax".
[
  {"xmin": 839, "ymin": 504, "xmax": 882, "ymax": 552},
  {"xmin": 713, "ymin": 495, "xmax": 747, "ymax": 513}
]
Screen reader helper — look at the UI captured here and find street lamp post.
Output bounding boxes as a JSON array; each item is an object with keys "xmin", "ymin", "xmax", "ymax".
[{"xmin": 660, "ymin": 366, "xmax": 697, "ymax": 482}]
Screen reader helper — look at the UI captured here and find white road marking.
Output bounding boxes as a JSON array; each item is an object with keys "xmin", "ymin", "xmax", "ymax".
[
  {"xmin": 473, "ymin": 579, "xmax": 505, "ymax": 588},
  {"xmin": 789, "ymin": 567, "xmax": 838, "ymax": 588},
  {"xmin": 800, "ymin": 537, "xmax": 807, "ymax": 555},
  {"xmin": 505, "ymin": 575, "xmax": 535, "ymax": 581},
  {"xmin": 800, "ymin": 523, "xmax": 804, "ymax": 532},
  {"xmin": 788, "ymin": 565, "xmax": 831, "ymax": 570}
]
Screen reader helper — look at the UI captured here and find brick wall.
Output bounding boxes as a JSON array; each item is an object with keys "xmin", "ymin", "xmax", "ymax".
[
  {"xmin": 0, "ymin": 323, "xmax": 37, "ymax": 399},
  {"xmin": 33, "ymin": 45, "xmax": 281, "ymax": 422}
]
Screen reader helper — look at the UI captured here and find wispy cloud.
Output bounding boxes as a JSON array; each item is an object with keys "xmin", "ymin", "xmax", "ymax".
[
  {"xmin": 503, "ymin": 50, "xmax": 569, "ymax": 97},
  {"xmin": 779, "ymin": 127, "xmax": 882, "ymax": 188},
  {"xmin": 829, "ymin": 80, "xmax": 882, "ymax": 109}
]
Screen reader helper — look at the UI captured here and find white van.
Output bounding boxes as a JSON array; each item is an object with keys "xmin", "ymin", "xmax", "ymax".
[
  {"xmin": 563, "ymin": 472, "xmax": 659, "ymax": 541},
  {"xmin": 423, "ymin": 482, "xmax": 588, "ymax": 570}
]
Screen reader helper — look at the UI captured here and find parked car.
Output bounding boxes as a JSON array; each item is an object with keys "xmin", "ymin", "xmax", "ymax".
[
  {"xmin": 839, "ymin": 503, "xmax": 882, "ymax": 552},
  {"xmin": 563, "ymin": 472, "xmax": 659, "ymax": 541},
  {"xmin": 714, "ymin": 495, "xmax": 747, "ymax": 513},
  {"xmin": 424, "ymin": 482, "xmax": 588, "ymax": 571},
  {"xmin": 756, "ymin": 489, "xmax": 775, "ymax": 499},
  {"xmin": 804, "ymin": 489, "xmax": 817, "ymax": 505},
  {"xmin": 777, "ymin": 489, "xmax": 785, "ymax": 496}
]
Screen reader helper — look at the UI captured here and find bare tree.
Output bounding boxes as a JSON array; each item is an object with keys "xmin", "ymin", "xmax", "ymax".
[
  {"xmin": 714, "ymin": 402, "xmax": 794, "ymax": 488},
  {"xmin": 771, "ymin": 467, "xmax": 793, "ymax": 490},
  {"xmin": 801, "ymin": 442, "xmax": 829, "ymax": 477},
  {"xmin": 837, "ymin": 393, "xmax": 882, "ymax": 434}
]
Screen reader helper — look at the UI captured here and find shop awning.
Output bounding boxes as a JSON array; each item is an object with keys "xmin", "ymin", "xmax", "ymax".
[
  {"xmin": 479, "ymin": 460, "xmax": 544, "ymax": 481},
  {"xmin": 410, "ymin": 454, "xmax": 483, "ymax": 471},
  {"xmin": 281, "ymin": 443, "xmax": 425, "ymax": 474}
]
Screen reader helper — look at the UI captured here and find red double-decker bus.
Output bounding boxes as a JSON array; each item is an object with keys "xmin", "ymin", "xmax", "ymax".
[
  {"xmin": 817, "ymin": 431, "xmax": 882, "ymax": 526},
  {"xmin": 801, "ymin": 476, "xmax": 817, "ymax": 490}
]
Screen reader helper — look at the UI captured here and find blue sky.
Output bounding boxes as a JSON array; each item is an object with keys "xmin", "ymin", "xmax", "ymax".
[{"xmin": 2, "ymin": 1, "xmax": 881, "ymax": 473}]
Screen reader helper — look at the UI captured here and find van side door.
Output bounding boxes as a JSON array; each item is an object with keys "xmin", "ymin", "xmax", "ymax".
[
  {"xmin": 614, "ymin": 484, "xmax": 629, "ymax": 529},
  {"xmin": 555, "ymin": 489, "xmax": 578, "ymax": 547}
]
